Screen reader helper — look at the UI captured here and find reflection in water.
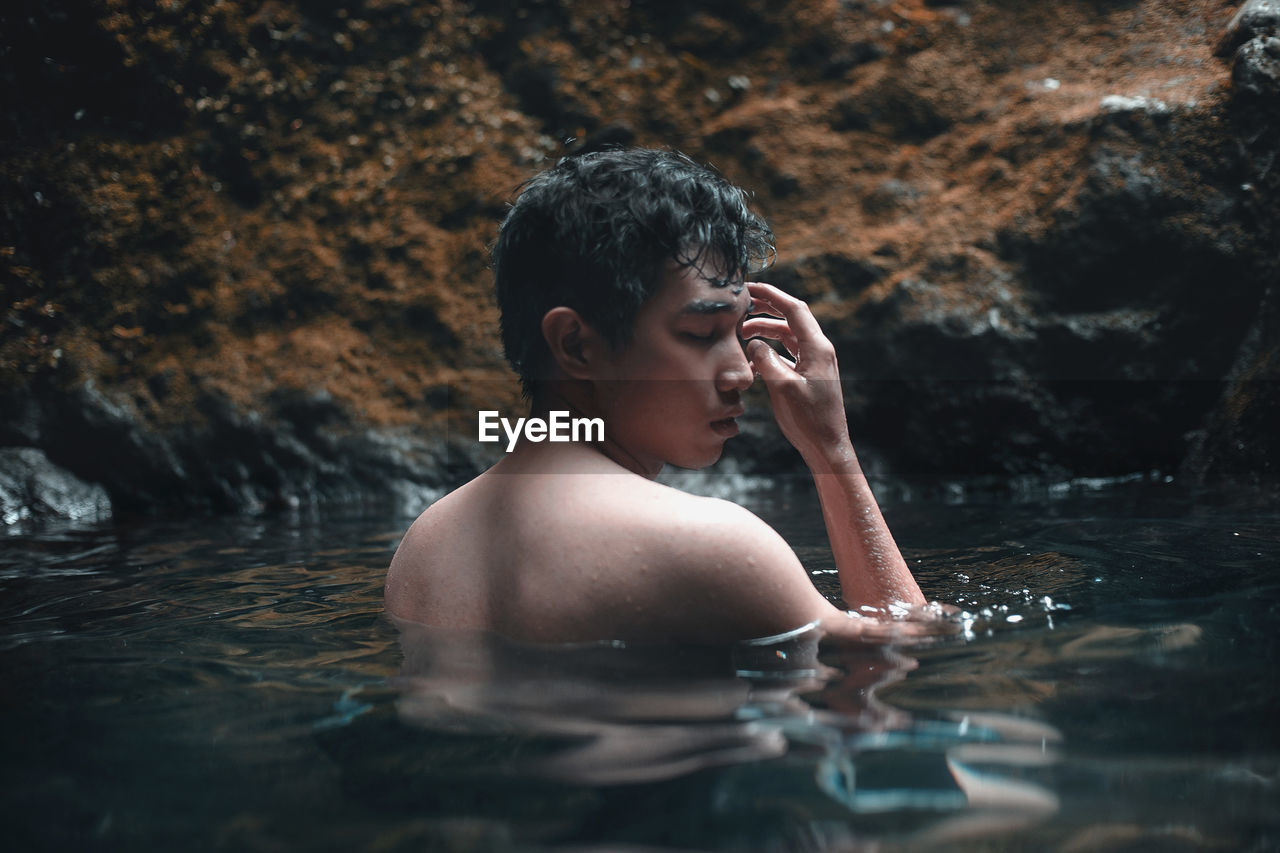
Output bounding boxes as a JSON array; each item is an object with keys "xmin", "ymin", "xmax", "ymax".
[
  {"xmin": 3, "ymin": 488, "xmax": 1273, "ymax": 850},
  {"xmin": 392, "ymin": 617, "xmax": 1062, "ymax": 846}
]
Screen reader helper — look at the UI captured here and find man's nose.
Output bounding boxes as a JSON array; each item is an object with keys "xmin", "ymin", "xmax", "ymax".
[{"xmin": 717, "ymin": 343, "xmax": 754, "ymax": 394}]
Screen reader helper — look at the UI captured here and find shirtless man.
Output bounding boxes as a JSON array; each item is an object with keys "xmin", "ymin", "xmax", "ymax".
[{"xmin": 386, "ymin": 148, "xmax": 926, "ymax": 644}]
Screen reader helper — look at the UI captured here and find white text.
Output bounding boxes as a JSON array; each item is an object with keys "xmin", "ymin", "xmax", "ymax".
[{"xmin": 477, "ymin": 410, "xmax": 605, "ymax": 452}]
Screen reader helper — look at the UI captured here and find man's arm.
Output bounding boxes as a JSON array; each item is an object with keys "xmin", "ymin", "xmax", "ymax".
[{"xmin": 743, "ymin": 282, "xmax": 926, "ymax": 610}]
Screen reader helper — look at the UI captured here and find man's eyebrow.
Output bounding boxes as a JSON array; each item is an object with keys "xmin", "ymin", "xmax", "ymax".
[{"xmin": 679, "ymin": 300, "xmax": 739, "ymax": 316}]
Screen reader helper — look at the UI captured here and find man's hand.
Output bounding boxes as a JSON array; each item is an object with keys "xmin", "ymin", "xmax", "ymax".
[
  {"xmin": 743, "ymin": 281, "xmax": 927, "ymax": 609},
  {"xmin": 742, "ymin": 281, "xmax": 852, "ymax": 464}
]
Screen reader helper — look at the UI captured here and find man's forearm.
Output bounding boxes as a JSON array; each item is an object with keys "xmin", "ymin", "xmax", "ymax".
[
  {"xmin": 740, "ymin": 281, "xmax": 926, "ymax": 611},
  {"xmin": 806, "ymin": 440, "xmax": 926, "ymax": 610}
]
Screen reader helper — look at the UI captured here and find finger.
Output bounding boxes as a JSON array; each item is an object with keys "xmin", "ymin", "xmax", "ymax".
[
  {"xmin": 747, "ymin": 282, "xmax": 822, "ymax": 342},
  {"xmin": 747, "ymin": 339, "xmax": 799, "ymax": 384},
  {"xmin": 747, "ymin": 282, "xmax": 827, "ymax": 348},
  {"xmin": 747, "ymin": 337, "xmax": 797, "ymax": 366},
  {"xmin": 741, "ymin": 317, "xmax": 790, "ymax": 338},
  {"xmin": 746, "ymin": 289, "xmax": 783, "ymax": 319},
  {"xmin": 741, "ymin": 318, "xmax": 799, "ymax": 355}
]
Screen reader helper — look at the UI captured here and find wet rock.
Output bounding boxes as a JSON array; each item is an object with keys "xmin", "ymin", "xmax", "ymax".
[
  {"xmin": 824, "ymin": 87, "xmax": 1272, "ymax": 481},
  {"xmin": 1215, "ymin": 0, "xmax": 1280, "ymax": 100},
  {"xmin": 0, "ymin": 381, "xmax": 476, "ymax": 517},
  {"xmin": 169, "ymin": 388, "xmax": 477, "ymax": 514},
  {"xmin": 0, "ymin": 447, "xmax": 111, "ymax": 526},
  {"xmin": 1232, "ymin": 36, "xmax": 1280, "ymax": 99},
  {"xmin": 1099, "ymin": 94, "xmax": 1172, "ymax": 117},
  {"xmin": 1183, "ymin": 285, "xmax": 1280, "ymax": 492},
  {"xmin": 1215, "ymin": 0, "xmax": 1280, "ymax": 57},
  {"xmin": 835, "ymin": 276, "xmax": 1061, "ymax": 477},
  {"xmin": 1010, "ymin": 134, "xmax": 1254, "ymax": 326},
  {"xmin": 2, "ymin": 0, "xmax": 1277, "ymax": 505},
  {"xmin": 837, "ymin": 281, "xmax": 1236, "ymax": 479}
]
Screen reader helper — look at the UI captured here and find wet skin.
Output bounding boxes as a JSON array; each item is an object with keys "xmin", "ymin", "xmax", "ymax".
[
  {"xmin": 386, "ymin": 261, "xmax": 926, "ymax": 644},
  {"xmin": 586, "ymin": 260, "xmax": 754, "ymax": 476}
]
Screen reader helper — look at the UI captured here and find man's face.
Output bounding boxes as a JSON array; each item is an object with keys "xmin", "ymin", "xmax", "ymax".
[{"xmin": 593, "ymin": 258, "xmax": 755, "ymax": 475}]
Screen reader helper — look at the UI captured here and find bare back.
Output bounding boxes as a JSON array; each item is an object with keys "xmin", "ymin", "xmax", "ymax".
[{"xmin": 386, "ymin": 442, "xmax": 832, "ymax": 644}]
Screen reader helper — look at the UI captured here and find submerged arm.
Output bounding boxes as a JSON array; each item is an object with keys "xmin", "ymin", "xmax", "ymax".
[{"xmin": 743, "ymin": 282, "xmax": 925, "ymax": 610}]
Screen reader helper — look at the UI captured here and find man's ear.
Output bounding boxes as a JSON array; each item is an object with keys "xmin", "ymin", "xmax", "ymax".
[{"xmin": 541, "ymin": 307, "xmax": 608, "ymax": 380}]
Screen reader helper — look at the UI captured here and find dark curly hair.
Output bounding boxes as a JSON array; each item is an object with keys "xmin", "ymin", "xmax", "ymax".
[{"xmin": 493, "ymin": 148, "xmax": 774, "ymax": 396}]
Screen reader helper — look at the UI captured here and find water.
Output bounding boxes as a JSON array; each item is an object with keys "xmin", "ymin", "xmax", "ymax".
[{"xmin": 1, "ymin": 479, "xmax": 1277, "ymax": 851}]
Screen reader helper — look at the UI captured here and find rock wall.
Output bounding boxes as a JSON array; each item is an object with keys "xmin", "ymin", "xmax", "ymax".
[{"xmin": 2, "ymin": 0, "xmax": 1276, "ymax": 520}]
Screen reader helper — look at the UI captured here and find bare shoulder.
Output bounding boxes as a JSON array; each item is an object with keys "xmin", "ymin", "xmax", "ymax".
[
  {"xmin": 384, "ymin": 477, "xmax": 484, "ymax": 620},
  {"xmin": 387, "ymin": 476, "xmax": 472, "ymax": 562},
  {"xmin": 603, "ymin": 482, "xmax": 835, "ymax": 642},
  {"xmin": 385, "ymin": 466, "xmax": 860, "ymax": 644},
  {"xmin": 629, "ymin": 484, "xmax": 796, "ymax": 563}
]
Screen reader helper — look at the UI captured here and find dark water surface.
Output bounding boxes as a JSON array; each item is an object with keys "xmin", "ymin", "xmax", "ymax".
[{"xmin": 2, "ymin": 479, "xmax": 1277, "ymax": 851}]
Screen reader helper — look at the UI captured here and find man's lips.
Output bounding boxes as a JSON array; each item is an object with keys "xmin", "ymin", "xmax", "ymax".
[{"xmin": 711, "ymin": 407, "xmax": 745, "ymax": 436}]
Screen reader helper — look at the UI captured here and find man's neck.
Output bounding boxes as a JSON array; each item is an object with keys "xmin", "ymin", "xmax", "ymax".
[{"xmin": 528, "ymin": 385, "xmax": 663, "ymax": 480}]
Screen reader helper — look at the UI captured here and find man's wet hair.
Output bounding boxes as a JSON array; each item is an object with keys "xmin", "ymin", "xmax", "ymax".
[{"xmin": 493, "ymin": 148, "xmax": 774, "ymax": 396}]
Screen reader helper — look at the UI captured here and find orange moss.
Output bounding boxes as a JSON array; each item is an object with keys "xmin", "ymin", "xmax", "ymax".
[{"xmin": 0, "ymin": 0, "xmax": 1242, "ymax": 442}]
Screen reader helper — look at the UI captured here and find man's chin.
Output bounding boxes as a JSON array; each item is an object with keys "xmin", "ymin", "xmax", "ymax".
[{"xmin": 669, "ymin": 443, "xmax": 727, "ymax": 471}]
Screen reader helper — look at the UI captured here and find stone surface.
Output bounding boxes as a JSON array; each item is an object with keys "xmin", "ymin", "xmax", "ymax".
[
  {"xmin": 1216, "ymin": 0, "xmax": 1280, "ymax": 56},
  {"xmin": 1182, "ymin": 282, "xmax": 1280, "ymax": 495},
  {"xmin": 1233, "ymin": 36, "xmax": 1280, "ymax": 98},
  {"xmin": 0, "ymin": 447, "xmax": 112, "ymax": 526},
  {"xmin": 1, "ymin": 0, "xmax": 1277, "ymax": 512},
  {"xmin": 0, "ymin": 381, "xmax": 480, "ymax": 516}
]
